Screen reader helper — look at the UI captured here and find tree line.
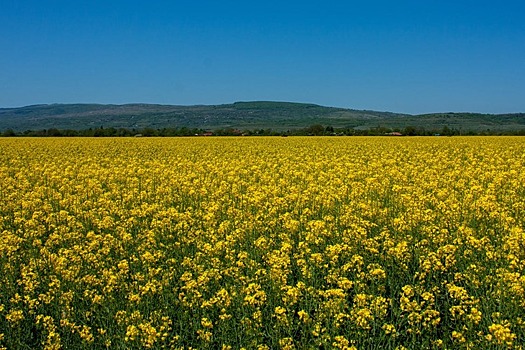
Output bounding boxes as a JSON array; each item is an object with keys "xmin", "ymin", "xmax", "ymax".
[{"xmin": 2, "ymin": 125, "xmax": 525, "ymax": 137}]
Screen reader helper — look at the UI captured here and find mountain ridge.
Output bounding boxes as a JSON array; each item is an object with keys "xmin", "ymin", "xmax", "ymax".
[{"xmin": 1, "ymin": 101, "xmax": 524, "ymax": 133}]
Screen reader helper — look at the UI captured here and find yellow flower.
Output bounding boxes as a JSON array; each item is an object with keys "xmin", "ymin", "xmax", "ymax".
[
  {"xmin": 201, "ymin": 317, "xmax": 213, "ymax": 329},
  {"xmin": 79, "ymin": 325, "xmax": 94, "ymax": 343},
  {"xmin": 298, "ymin": 310, "xmax": 309, "ymax": 323},
  {"xmin": 382, "ymin": 323, "xmax": 396, "ymax": 335},
  {"xmin": 452, "ymin": 331, "xmax": 466, "ymax": 344},
  {"xmin": 6, "ymin": 309, "xmax": 24, "ymax": 324},
  {"xmin": 279, "ymin": 337, "xmax": 294, "ymax": 350},
  {"xmin": 125, "ymin": 325, "xmax": 139, "ymax": 342},
  {"xmin": 488, "ymin": 323, "xmax": 516, "ymax": 346}
]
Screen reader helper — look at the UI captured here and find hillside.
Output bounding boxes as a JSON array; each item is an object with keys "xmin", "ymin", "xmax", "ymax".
[{"xmin": 1, "ymin": 102, "xmax": 524, "ymax": 133}]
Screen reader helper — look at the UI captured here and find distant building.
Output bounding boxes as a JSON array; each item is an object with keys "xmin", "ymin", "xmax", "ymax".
[{"xmin": 386, "ymin": 132, "xmax": 403, "ymax": 136}]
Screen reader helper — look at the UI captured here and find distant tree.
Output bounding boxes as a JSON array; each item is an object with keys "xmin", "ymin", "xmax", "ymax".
[
  {"xmin": 62, "ymin": 129, "xmax": 79, "ymax": 137},
  {"xmin": 117, "ymin": 128, "xmax": 132, "ymax": 137},
  {"xmin": 369, "ymin": 126, "xmax": 392, "ymax": 135},
  {"xmin": 104, "ymin": 127, "xmax": 117, "ymax": 136},
  {"xmin": 177, "ymin": 127, "xmax": 191, "ymax": 136},
  {"xmin": 341, "ymin": 128, "xmax": 356, "ymax": 136},
  {"xmin": 403, "ymin": 126, "xmax": 417, "ymax": 136},
  {"xmin": 441, "ymin": 126, "xmax": 453, "ymax": 136},
  {"xmin": 93, "ymin": 127, "xmax": 105, "ymax": 137},
  {"xmin": 3, "ymin": 129, "xmax": 16, "ymax": 137},
  {"xmin": 47, "ymin": 128, "xmax": 62, "ymax": 136},
  {"xmin": 307, "ymin": 124, "xmax": 324, "ymax": 136},
  {"xmin": 141, "ymin": 128, "xmax": 157, "ymax": 137}
]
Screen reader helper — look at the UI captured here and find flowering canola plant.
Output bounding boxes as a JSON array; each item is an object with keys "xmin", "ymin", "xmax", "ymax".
[{"xmin": 1, "ymin": 136, "xmax": 524, "ymax": 349}]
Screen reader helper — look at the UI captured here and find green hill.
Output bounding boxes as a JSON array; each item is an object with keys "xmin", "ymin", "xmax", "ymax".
[{"xmin": 1, "ymin": 102, "xmax": 524, "ymax": 133}]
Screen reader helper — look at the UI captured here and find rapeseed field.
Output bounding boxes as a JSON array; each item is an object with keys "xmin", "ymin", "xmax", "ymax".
[{"xmin": 1, "ymin": 136, "xmax": 524, "ymax": 349}]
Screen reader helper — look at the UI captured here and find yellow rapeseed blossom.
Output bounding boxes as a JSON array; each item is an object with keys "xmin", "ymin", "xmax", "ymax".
[
  {"xmin": 5, "ymin": 309, "xmax": 24, "ymax": 324},
  {"xmin": 487, "ymin": 322, "xmax": 517, "ymax": 347}
]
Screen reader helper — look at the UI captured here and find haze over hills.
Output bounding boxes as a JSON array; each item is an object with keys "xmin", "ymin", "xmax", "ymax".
[{"xmin": 1, "ymin": 101, "xmax": 524, "ymax": 133}]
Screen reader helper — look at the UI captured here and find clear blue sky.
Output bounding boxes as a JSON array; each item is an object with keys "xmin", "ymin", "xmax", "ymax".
[{"xmin": 2, "ymin": 1, "xmax": 524, "ymax": 114}]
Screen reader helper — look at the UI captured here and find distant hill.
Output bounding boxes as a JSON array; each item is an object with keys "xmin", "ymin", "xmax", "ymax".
[{"xmin": 1, "ymin": 101, "xmax": 524, "ymax": 133}]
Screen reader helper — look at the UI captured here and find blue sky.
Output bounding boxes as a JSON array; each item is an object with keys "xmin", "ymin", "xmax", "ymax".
[{"xmin": 1, "ymin": 1, "xmax": 524, "ymax": 114}]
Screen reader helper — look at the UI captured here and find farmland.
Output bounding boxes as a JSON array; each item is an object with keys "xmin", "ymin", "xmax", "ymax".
[{"xmin": 1, "ymin": 137, "xmax": 524, "ymax": 349}]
